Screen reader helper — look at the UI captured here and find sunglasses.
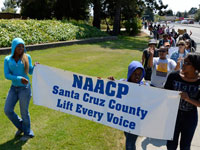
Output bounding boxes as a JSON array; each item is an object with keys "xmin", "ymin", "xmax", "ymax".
[{"xmin": 178, "ymin": 44, "xmax": 185, "ymax": 46}]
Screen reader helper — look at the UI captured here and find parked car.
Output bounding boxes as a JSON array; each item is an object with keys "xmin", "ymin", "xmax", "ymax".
[
  {"xmin": 188, "ymin": 20, "xmax": 194, "ymax": 24},
  {"xmin": 181, "ymin": 20, "xmax": 189, "ymax": 24}
]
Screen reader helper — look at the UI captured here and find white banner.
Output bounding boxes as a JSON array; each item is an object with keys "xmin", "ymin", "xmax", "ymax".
[{"xmin": 32, "ymin": 65, "xmax": 180, "ymax": 140}]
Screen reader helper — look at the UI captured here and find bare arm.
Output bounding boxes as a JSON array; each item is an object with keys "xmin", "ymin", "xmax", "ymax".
[
  {"xmin": 180, "ymin": 92, "xmax": 200, "ymax": 107},
  {"xmin": 148, "ymin": 48, "xmax": 154, "ymax": 68},
  {"xmin": 174, "ymin": 57, "xmax": 182, "ymax": 71},
  {"xmin": 141, "ymin": 52, "xmax": 145, "ymax": 65}
]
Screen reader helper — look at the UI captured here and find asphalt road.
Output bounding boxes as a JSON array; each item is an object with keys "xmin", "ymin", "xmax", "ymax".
[{"xmin": 168, "ymin": 23, "xmax": 200, "ymax": 52}]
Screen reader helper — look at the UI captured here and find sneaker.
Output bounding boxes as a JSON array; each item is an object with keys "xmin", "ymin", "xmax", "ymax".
[
  {"xmin": 15, "ymin": 130, "xmax": 23, "ymax": 137},
  {"xmin": 20, "ymin": 135, "xmax": 31, "ymax": 141}
]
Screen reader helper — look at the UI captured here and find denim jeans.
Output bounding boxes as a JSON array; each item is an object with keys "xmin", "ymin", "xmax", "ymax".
[
  {"xmin": 124, "ymin": 132, "xmax": 138, "ymax": 150},
  {"xmin": 167, "ymin": 109, "xmax": 198, "ymax": 150},
  {"xmin": 4, "ymin": 85, "xmax": 34, "ymax": 137}
]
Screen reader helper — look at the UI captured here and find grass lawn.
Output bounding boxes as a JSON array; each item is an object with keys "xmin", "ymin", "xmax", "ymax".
[{"xmin": 0, "ymin": 34, "xmax": 148, "ymax": 150}]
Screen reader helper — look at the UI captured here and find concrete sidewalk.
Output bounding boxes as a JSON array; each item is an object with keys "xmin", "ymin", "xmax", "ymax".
[
  {"xmin": 136, "ymin": 28, "xmax": 200, "ymax": 150},
  {"xmin": 135, "ymin": 110, "xmax": 200, "ymax": 150}
]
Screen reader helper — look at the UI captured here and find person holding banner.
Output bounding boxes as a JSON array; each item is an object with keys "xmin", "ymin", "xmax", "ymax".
[
  {"xmin": 108, "ymin": 61, "xmax": 146, "ymax": 150},
  {"xmin": 4, "ymin": 38, "xmax": 38, "ymax": 141},
  {"xmin": 164, "ymin": 52, "xmax": 200, "ymax": 150}
]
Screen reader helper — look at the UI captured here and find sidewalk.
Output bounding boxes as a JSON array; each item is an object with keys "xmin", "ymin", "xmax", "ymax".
[{"xmin": 137, "ymin": 28, "xmax": 200, "ymax": 150}]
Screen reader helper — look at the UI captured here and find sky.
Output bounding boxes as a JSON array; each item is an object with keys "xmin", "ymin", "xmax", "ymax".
[
  {"xmin": 0, "ymin": 0, "xmax": 199, "ymax": 14},
  {"xmin": 161, "ymin": 0, "xmax": 200, "ymax": 13}
]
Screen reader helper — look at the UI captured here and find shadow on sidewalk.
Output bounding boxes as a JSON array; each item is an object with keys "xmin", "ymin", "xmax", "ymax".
[
  {"xmin": 0, "ymin": 136, "xmax": 27, "ymax": 150},
  {"xmin": 141, "ymin": 137, "xmax": 167, "ymax": 150}
]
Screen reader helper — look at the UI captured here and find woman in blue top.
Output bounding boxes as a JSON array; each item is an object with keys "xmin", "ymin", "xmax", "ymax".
[
  {"xmin": 170, "ymin": 40, "xmax": 188, "ymax": 70},
  {"xmin": 4, "ymin": 38, "xmax": 37, "ymax": 141}
]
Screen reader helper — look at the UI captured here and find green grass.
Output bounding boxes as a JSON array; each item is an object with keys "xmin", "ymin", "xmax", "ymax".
[{"xmin": 0, "ymin": 35, "xmax": 148, "ymax": 150}]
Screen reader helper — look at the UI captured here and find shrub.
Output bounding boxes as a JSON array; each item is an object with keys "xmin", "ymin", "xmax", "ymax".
[
  {"xmin": 0, "ymin": 19, "xmax": 108, "ymax": 47},
  {"xmin": 124, "ymin": 18, "xmax": 142, "ymax": 35}
]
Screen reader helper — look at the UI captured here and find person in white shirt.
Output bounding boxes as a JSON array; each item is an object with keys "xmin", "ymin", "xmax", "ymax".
[{"xmin": 148, "ymin": 46, "xmax": 177, "ymax": 88}]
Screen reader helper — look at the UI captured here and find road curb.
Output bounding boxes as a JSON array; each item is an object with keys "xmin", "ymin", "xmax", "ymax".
[
  {"xmin": 0, "ymin": 36, "xmax": 118, "ymax": 55},
  {"xmin": 180, "ymin": 24, "xmax": 200, "ymax": 29}
]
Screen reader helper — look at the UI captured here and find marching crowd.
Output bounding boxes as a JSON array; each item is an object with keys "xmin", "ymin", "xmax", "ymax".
[
  {"xmin": 139, "ymin": 23, "xmax": 200, "ymax": 150},
  {"xmin": 2, "ymin": 23, "xmax": 200, "ymax": 150}
]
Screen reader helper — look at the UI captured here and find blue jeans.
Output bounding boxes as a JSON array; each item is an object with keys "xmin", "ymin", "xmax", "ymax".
[
  {"xmin": 167, "ymin": 109, "xmax": 198, "ymax": 150},
  {"xmin": 4, "ymin": 85, "xmax": 34, "ymax": 137},
  {"xmin": 124, "ymin": 132, "xmax": 138, "ymax": 150}
]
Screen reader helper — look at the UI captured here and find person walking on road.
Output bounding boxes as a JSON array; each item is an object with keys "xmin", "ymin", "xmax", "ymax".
[
  {"xmin": 164, "ymin": 52, "xmax": 200, "ymax": 150},
  {"xmin": 141, "ymin": 39, "xmax": 159, "ymax": 81},
  {"xmin": 148, "ymin": 46, "xmax": 177, "ymax": 88},
  {"xmin": 170, "ymin": 40, "xmax": 188, "ymax": 70}
]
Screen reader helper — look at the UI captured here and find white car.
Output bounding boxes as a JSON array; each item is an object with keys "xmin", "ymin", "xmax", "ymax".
[{"xmin": 181, "ymin": 20, "xmax": 189, "ymax": 24}]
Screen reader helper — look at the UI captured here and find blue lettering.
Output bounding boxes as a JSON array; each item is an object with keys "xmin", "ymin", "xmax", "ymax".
[
  {"xmin": 59, "ymin": 89, "xmax": 64, "ymax": 96},
  {"xmin": 106, "ymin": 81, "xmax": 116, "ymax": 96},
  {"xmin": 76, "ymin": 104, "xmax": 82, "ymax": 114},
  {"xmin": 94, "ymin": 79, "xmax": 104, "ymax": 94},
  {"xmin": 129, "ymin": 122, "xmax": 135, "ymax": 129},
  {"xmin": 107, "ymin": 112, "xmax": 136, "ymax": 130},
  {"xmin": 83, "ymin": 77, "xmax": 93, "ymax": 92},
  {"xmin": 107, "ymin": 112, "xmax": 114, "ymax": 122},
  {"xmin": 52, "ymin": 85, "xmax": 59, "ymax": 94},
  {"xmin": 108, "ymin": 99, "xmax": 116, "ymax": 109},
  {"xmin": 56, "ymin": 99, "xmax": 62, "ymax": 108},
  {"xmin": 116, "ymin": 83, "xmax": 129, "ymax": 98},
  {"xmin": 123, "ymin": 120, "xmax": 129, "ymax": 127},
  {"xmin": 113, "ymin": 117, "xmax": 119, "ymax": 124},
  {"xmin": 72, "ymin": 74, "xmax": 83, "ymax": 89},
  {"xmin": 83, "ymin": 93, "xmax": 89, "ymax": 102}
]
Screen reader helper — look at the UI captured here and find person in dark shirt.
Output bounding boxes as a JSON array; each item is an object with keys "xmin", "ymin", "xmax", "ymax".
[
  {"xmin": 164, "ymin": 52, "xmax": 200, "ymax": 150},
  {"xmin": 141, "ymin": 39, "xmax": 159, "ymax": 81},
  {"xmin": 158, "ymin": 34, "xmax": 170, "ymax": 48}
]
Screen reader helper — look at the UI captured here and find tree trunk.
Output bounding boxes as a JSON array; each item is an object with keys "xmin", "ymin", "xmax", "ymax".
[
  {"xmin": 92, "ymin": 0, "xmax": 101, "ymax": 29},
  {"xmin": 113, "ymin": 0, "xmax": 121, "ymax": 36}
]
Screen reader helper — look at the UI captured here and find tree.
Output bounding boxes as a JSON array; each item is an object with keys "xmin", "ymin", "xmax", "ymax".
[
  {"xmin": 165, "ymin": 9, "xmax": 173, "ymax": 16},
  {"xmin": 53, "ymin": 0, "xmax": 89, "ymax": 20},
  {"xmin": 20, "ymin": 0, "xmax": 89, "ymax": 20},
  {"xmin": 92, "ymin": 0, "xmax": 101, "ymax": 29},
  {"xmin": 1, "ymin": 0, "xmax": 19, "ymax": 13},
  {"xmin": 112, "ymin": 0, "xmax": 168, "ymax": 35},
  {"xmin": 21, "ymin": 0, "xmax": 55, "ymax": 19},
  {"xmin": 113, "ymin": 0, "xmax": 121, "ymax": 35},
  {"xmin": 188, "ymin": 7, "xmax": 197, "ymax": 15},
  {"xmin": 143, "ymin": 7, "xmax": 154, "ymax": 21},
  {"xmin": 183, "ymin": 11, "xmax": 188, "ymax": 18},
  {"xmin": 176, "ymin": 11, "xmax": 182, "ymax": 17},
  {"xmin": 195, "ymin": 9, "xmax": 200, "ymax": 21}
]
